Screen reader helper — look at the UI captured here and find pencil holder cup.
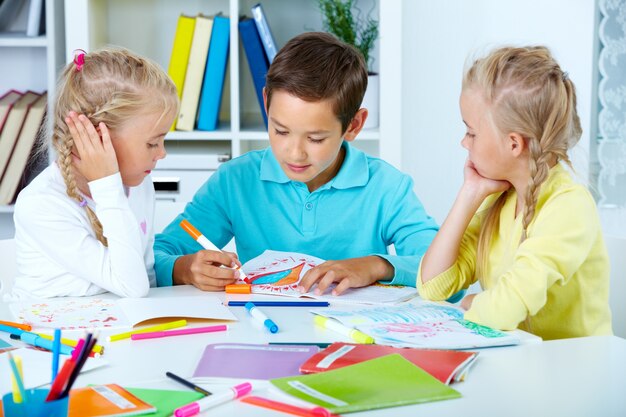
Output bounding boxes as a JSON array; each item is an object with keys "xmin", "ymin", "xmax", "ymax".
[{"xmin": 2, "ymin": 388, "xmax": 69, "ymax": 417}]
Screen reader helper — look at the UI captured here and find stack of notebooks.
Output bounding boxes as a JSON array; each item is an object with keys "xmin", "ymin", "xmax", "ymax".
[{"xmin": 0, "ymin": 90, "xmax": 48, "ymax": 205}]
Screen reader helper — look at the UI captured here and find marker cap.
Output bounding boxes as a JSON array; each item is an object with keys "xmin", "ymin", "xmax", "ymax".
[
  {"xmin": 225, "ymin": 284, "xmax": 251, "ymax": 294},
  {"xmin": 233, "ymin": 382, "xmax": 253, "ymax": 397}
]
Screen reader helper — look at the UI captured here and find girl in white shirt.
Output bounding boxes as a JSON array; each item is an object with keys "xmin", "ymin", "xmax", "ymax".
[{"xmin": 11, "ymin": 47, "xmax": 178, "ymax": 299}]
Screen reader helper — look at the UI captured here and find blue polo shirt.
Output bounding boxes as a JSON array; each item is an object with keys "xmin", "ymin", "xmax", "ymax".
[{"xmin": 154, "ymin": 142, "xmax": 439, "ymax": 287}]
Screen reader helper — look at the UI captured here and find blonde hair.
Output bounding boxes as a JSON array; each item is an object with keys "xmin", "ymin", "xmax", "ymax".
[
  {"xmin": 463, "ymin": 46, "xmax": 582, "ymax": 280},
  {"xmin": 51, "ymin": 47, "xmax": 178, "ymax": 245}
]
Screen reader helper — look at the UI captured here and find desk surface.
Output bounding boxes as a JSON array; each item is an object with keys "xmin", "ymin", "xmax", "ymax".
[{"xmin": 1, "ymin": 286, "xmax": 625, "ymax": 417}]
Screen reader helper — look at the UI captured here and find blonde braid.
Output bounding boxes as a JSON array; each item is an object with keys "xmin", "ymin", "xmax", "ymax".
[{"xmin": 521, "ymin": 139, "xmax": 550, "ymax": 241}]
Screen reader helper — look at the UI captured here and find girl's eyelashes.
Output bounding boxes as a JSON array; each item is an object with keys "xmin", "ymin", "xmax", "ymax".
[
  {"xmin": 465, "ymin": 132, "xmax": 476, "ymax": 139},
  {"xmin": 147, "ymin": 142, "xmax": 159, "ymax": 149}
]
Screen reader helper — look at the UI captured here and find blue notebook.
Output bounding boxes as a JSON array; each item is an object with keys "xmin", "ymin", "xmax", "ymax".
[
  {"xmin": 239, "ymin": 17, "xmax": 269, "ymax": 127},
  {"xmin": 197, "ymin": 15, "xmax": 230, "ymax": 131}
]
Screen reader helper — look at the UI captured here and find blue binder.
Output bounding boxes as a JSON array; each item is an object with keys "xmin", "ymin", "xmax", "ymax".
[
  {"xmin": 238, "ymin": 17, "xmax": 269, "ymax": 127},
  {"xmin": 197, "ymin": 15, "xmax": 230, "ymax": 131}
]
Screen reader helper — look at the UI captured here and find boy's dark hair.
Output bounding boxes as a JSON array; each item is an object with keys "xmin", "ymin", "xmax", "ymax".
[{"xmin": 265, "ymin": 32, "xmax": 368, "ymax": 133}]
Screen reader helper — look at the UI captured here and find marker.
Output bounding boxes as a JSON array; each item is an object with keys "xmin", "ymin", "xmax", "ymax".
[
  {"xmin": 180, "ymin": 219, "xmax": 248, "ymax": 280},
  {"xmin": 131, "ymin": 325, "xmax": 227, "ymax": 340},
  {"xmin": 174, "ymin": 382, "xmax": 252, "ymax": 417},
  {"xmin": 8, "ymin": 353, "xmax": 25, "ymax": 404},
  {"xmin": 228, "ymin": 300, "xmax": 330, "ymax": 307},
  {"xmin": 313, "ymin": 315, "xmax": 374, "ymax": 344},
  {"xmin": 18, "ymin": 331, "xmax": 74, "ymax": 355},
  {"xmin": 245, "ymin": 302, "xmax": 279, "ymax": 333},
  {"xmin": 107, "ymin": 319, "xmax": 187, "ymax": 342},
  {"xmin": 51, "ymin": 328, "xmax": 61, "ymax": 382},
  {"xmin": 0, "ymin": 323, "xmax": 25, "ymax": 336},
  {"xmin": 166, "ymin": 371, "xmax": 211, "ymax": 396},
  {"xmin": 0, "ymin": 320, "xmax": 31, "ymax": 331},
  {"xmin": 36, "ymin": 332, "xmax": 105, "ymax": 355},
  {"xmin": 241, "ymin": 395, "xmax": 333, "ymax": 417}
]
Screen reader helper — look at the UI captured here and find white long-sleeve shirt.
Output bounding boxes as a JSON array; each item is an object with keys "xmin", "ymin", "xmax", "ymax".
[{"xmin": 10, "ymin": 163, "xmax": 156, "ymax": 300}]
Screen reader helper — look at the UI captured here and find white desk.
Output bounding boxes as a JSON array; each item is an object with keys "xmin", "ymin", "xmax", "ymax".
[{"xmin": 2, "ymin": 286, "xmax": 625, "ymax": 417}]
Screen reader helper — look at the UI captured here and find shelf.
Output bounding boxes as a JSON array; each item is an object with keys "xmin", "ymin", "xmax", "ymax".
[{"xmin": 0, "ymin": 33, "xmax": 47, "ymax": 47}]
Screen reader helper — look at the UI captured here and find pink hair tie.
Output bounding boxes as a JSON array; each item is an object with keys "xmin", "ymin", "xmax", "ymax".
[{"xmin": 73, "ymin": 49, "xmax": 86, "ymax": 72}]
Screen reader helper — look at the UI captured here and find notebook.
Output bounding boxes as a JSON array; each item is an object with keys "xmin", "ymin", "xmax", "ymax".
[
  {"xmin": 126, "ymin": 388, "xmax": 204, "ymax": 417},
  {"xmin": 68, "ymin": 384, "xmax": 155, "ymax": 417},
  {"xmin": 299, "ymin": 342, "xmax": 477, "ymax": 384},
  {"xmin": 236, "ymin": 250, "xmax": 417, "ymax": 304},
  {"xmin": 271, "ymin": 354, "xmax": 461, "ymax": 413},
  {"xmin": 192, "ymin": 343, "xmax": 319, "ymax": 381},
  {"xmin": 313, "ymin": 301, "xmax": 521, "ymax": 349}
]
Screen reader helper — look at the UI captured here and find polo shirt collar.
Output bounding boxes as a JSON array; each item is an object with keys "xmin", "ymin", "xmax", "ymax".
[{"xmin": 259, "ymin": 141, "xmax": 369, "ymax": 189}]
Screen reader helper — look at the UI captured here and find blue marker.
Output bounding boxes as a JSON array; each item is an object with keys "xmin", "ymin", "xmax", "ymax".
[
  {"xmin": 244, "ymin": 302, "xmax": 279, "ymax": 333},
  {"xmin": 51, "ymin": 328, "xmax": 62, "ymax": 381},
  {"xmin": 19, "ymin": 331, "xmax": 73, "ymax": 355}
]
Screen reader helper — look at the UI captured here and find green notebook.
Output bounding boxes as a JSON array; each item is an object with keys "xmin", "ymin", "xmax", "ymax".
[
  {"xmin": 126, "ymin": 388, "xmax": 204, "ymax": 417},
  {"xmin": 270, "ymin": 354, "xmax": 461, "ymax": 413}
]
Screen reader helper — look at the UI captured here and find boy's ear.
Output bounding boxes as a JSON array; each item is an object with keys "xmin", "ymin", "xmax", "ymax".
[
  {"xmin": 508, "ymin": 132, "xmax": 526, "ymax": 157},
  {"xmin": 343, "ymin": 108, "xmax": 368, "ymax": 142}
]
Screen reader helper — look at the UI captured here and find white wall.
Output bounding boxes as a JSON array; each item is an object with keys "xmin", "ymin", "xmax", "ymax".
[{"xmin": 402, "ymin": 0, "xmax": 596, "ymax": 223}]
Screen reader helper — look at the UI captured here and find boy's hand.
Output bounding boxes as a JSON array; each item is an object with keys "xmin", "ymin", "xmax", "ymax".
[
  {"xmin": 66, "ymin": 111, "xmax": 119, "ymax": 182},
  {"xmin": 172, "ymin": 250, "xmax": 240, "ymax": 291},
  {"xmin": 298, "ymin": 256, "xmax": 394, "ymax": 296}
]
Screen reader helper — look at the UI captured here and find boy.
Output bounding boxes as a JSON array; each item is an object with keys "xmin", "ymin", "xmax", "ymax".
[{"xmin": 154, "ymin": 32, "xmax": 438, "ymax": 295}]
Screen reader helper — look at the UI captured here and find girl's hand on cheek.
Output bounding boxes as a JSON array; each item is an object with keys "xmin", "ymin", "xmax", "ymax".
[
  {"xmin": 463, "ymin": 159, "xmax": 511, "ymax": 198},
  {"xmin": 66, "ymin": 111, "xmax": 119, "ymax": 181}
]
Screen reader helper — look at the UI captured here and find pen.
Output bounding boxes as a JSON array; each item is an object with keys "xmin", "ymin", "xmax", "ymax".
[
  {"xmin": 166, "ymin": 371, "xmax": 211, "ymax": 396},
  {"xmin": 268, "ymin": 342, "xmax": 332, "ymax": 348},
  {"xmin": 241, "ymin": 395, "xmax": 333, "ymax": 417},
  {"xmin": 228, "ymin": 300, "xmax": 330, "ymax": 307},
  {"xmin": 174, "ymin": 382, "xmax": 252, "ymax": 417},
  {"xmin": 131, "ymin": 325, "xmax": 228, "ymax": 340},
  {"xmin": 180, "ymin": 219, "xmax": 248, "ymax": 280},
  {"xmin": 245, "ymin": 302, "xmax": 279, "ymax": 333},
  {"xmin": 8, "ymin": 353, "xmax": 25, "ymax": 404},
  {"xmin": 51, "ymin": 328, "xmax": 61, "ymax": 382},
  {"xmin": 0, "ymin": 320, "xmax": 31, "ymax": 331},
  {"xmin": 107, "ymin": 319, "xmax": 187, "ymax": 342},
  {"xmin": 313, "ymin": 315, "xmax": 374, "ymax": 344}
]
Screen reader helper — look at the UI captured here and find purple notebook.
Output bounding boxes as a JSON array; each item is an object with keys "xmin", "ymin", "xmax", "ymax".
[{"xmin": 191, "ymin": 343, "xmax": 319, "ymax": 380}]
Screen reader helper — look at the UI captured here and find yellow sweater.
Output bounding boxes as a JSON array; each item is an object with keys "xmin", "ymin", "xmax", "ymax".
[{"xmin": 418, "ymin": 164, "xmax": 612, "ymax": 340}]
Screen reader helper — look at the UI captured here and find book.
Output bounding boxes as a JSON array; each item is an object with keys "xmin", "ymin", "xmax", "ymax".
[
  {"xmin": 176, "ymin": 14, "xmax": 213, "ymax": 131},
  {"xmin": 196, "ymin": 15, "xmax": 230, "ymax": 131},
  {"xmin": 0, "ymin": 90, "xmax": 22, "ymax": 132},
  {"xmin": 25, "ymin": 0, "xmax": 44, "ymax": 36},
  {"xmin": 125, "ymin": 388, "xmax": 203, "ymax": 417},
  {"xmin": 192, "ymin": 343, "xmax": 319, "ymax": 381},
  {"xmin": 9, "ymin": 288, "xmax": 237, "ymax": 329},
  {"xmin": 313, "ymin": 301, "xmax": 521, "ymax": 349},
  {"xmin": 238, "ymin": 17, "xmax": 269, "ymax": 127},
  {"xmin": 0, "ymin": 91, "xmax": 41, "ymax": 182},
  {"xmin": 0, "ymin": 92, "xmax": 47, "ymax": 205},
  {"xmin": 68, "ymin": 384, "xmax": 156, "ymax": 417},
  {"xmin": 167, "ymin": 14, "xmax": 196, "ymax": 130},
  {"xmin": 251, "ymin": 3, "xmax": 278, "ymax": 63},
  {"xmin": 235, "ymin": 250, "xmax": 417, "ymax": 304},
  {"xmin": 299, "ymin": 342, "xmax": 478, "ymax": 384},
  {"xmin": 271, "ymin": 354, "xmax": 461, "ymax": 413}
]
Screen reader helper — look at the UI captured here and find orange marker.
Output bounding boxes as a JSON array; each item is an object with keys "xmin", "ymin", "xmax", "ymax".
[
  {"xmin": 225, "ymin": 284, "xmax": 252, "ymax": 294},
  {"xmin": 0, "ymin": 320, "xmax": 31, "ymax": 331},
  {"xmin": 180, "ymin": 220, "xmax": 248, "ymax": 280}
]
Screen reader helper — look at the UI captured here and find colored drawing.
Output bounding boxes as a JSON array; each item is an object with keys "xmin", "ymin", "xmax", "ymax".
[
  {"xmin": 249, "ymin": 262, "xmax": 305, "ymax": 286},
  {"xmin": 8, "ymin": 298, "xmax": 129, "ymax": 330}
]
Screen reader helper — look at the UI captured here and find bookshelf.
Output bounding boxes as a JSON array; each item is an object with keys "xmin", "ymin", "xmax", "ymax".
[
  {"xmin": 0, "ymin": 0, "xmax": 65, "ymax": 238},
  {"xmin": 63, "ymin": 0, "xmax": 401, "ymax": 161}
]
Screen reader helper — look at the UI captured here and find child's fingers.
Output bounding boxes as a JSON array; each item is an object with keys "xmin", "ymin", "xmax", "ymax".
[
  {"xmin": 331, "ymin": 277, "xmax": 353, "ymax": 296},
  {"xmin": 314, "ymin": 270, "xmax": 337, "ymax": 296},
  {"xmin": 70, "ymin": 114, "xmax": 94, "ymax": 152},
  {"xmin": 78, "ymin": 115, "xmax": 102, "ymax": 148},
  {"xmin": 99, "ymin": 122, "xmax": 114, "ymax": 151},
  {"xmin": 299, "ymin": 267, "xmax": 324, "ymax": 293},
  {"xmin": 65, "ymin": 116, "xmax": 86, "ymax": 156}
]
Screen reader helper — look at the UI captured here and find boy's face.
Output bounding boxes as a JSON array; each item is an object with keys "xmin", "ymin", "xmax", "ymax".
[{"xmin": 265, "ymin": 90, "xmax": 353, "ymax": 192}]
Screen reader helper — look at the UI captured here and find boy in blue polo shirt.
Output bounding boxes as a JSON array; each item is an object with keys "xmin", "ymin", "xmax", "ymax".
[{"xmin": 154, "ymin": 32, "xmax": 438, "ymax": 295}]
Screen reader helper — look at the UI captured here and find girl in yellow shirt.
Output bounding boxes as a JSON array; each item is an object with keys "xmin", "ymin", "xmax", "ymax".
[{"xmin": 418, "ymin": 46, "xmax": 612, "ymax": 340}]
